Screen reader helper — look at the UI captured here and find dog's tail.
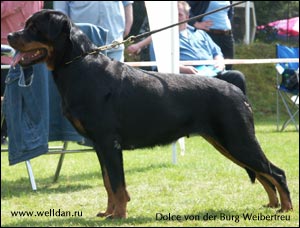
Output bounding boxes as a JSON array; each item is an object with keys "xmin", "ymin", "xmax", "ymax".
[{"xmin": 245, "ymin": 168, "xmax": 256, "ymax": 183}]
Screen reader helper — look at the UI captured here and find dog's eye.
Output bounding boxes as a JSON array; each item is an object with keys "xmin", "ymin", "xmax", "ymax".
[
  {"xmin": 26, "ymin": 22, "xmax": 39, "ymax": 34},
  {"xmin": 30, "ymin": 25, "xmax": 38, "ymax": 33}
]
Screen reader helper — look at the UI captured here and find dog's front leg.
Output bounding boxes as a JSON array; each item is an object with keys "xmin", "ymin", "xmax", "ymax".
[
  {"xmin": 95, "ymin": 150, "xmax": 115, "ymax": 217},
  {"xmin": 95, "ymin": 140, "xmax": 130, "ymax": 219}
]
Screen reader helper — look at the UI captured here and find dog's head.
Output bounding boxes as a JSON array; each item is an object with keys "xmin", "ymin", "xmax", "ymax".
[{"xmin": 7, "ymin": 10, "xmax": 72, "ymax": 70}]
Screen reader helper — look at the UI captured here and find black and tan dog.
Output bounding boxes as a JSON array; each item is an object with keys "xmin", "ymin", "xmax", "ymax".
[{"xmin": 8, "ymin": 10, "xmax": 292, "ymax": 218}]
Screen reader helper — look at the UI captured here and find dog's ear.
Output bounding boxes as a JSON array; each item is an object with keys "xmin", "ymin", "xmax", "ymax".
[{"xmin": 47, "ymin": 12, "xmax": 71, "ymax": 40}]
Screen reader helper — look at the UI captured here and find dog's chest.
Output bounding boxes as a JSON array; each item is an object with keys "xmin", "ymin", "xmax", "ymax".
[{"xmin": 64, "ymin": 111, "xmax": 87, "ymax": 136}]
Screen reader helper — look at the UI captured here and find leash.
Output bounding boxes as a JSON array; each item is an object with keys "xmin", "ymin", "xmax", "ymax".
[{"xmin": 65, "ymin": 1, "xmax": 246, "ymax": 65}]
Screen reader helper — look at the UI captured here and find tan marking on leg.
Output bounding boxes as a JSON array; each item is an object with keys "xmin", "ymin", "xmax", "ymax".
[
  {"xmin": 109, "ymin": 186, "xmax": 130, "ymax": 219},
  {"xmin": 97, "ymin": 167, "xmax": 130, "ymax": 219},
  {"xmin": 256, "ymin": 175, "xmax": 279, "ymax": 208},
  {"xmin": 203, "ymin": 136, "xmax": 284, "ymax": 210},
  {"xmin": 97, "ymin": 168, "xmax": 114, "ymax": 217},
  {"xmin": 203, "ymin": 136, "xmax": 247, "ymax": 168},
  {"xmin": 71, "ymin": 118, "xmax": 87, "ymax": 134},
  {"xmin": 260, "ymin": 173, "xmax": 293, "ymax": 212}
]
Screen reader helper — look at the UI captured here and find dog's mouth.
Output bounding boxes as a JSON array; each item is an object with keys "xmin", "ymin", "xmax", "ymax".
[{"xmin": 11, "ymin": 48, "xmax": 47, "ymax": 67}]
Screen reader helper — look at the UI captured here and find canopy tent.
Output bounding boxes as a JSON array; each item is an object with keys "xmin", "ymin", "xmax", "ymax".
[
  {"xmin": 268, "ymin": 17, "xmax": 299, "ymax": 37},
  {"xmin": 257, "ymin": 17, "xmax": 299, "ymax": 37}
]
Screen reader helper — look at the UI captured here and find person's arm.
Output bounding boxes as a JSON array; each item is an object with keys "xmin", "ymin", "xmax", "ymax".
[
  {"xmin": 201, "ymin": 31, "xmax": 225, "ymax": 71},
  {"xmin": 193, "ymin": 20, "xmax": 213, "ymax": 31},
  {"xmin": 1, "ymin": 2, "xmax": 25, "ymax": 18},
  {"xmin": 213, "ymin": 55, "xmax": 225, "ymax": 72},
  {"xmin": 179, "ymin": 65, "xmax": 199, "ymax": 74},
  {"xmin": 123, "ymin": 3, "xmax": 133, "ymax": 37},
  {"xmin": 127, "ymin": 36, "xmax": 152, "ymax": 55}
]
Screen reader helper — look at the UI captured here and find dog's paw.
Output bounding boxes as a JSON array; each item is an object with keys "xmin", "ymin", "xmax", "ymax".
[
  {"xmin": 96, "ymin": 211, "xmax": 112, "ymax": 217},
  {"xmin": 263, "ymin": 202, "xmax": 280, "ymax": 208},
  {"xmin": 105, "ymin": 214, "xmax": 126, "ymax": 220},
  {"xmin": 277, "ymin": 203, "xmax": 293, "ymax": 213}
]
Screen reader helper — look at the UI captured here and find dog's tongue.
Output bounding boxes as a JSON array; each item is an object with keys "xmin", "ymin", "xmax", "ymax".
[{"xmin": 11, "ymin": 51, "xmax": 26, "ymax": 67}]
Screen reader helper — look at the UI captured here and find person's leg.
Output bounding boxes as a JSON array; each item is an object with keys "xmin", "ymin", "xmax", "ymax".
[{"xmin": 216, "ymin": 70, "xmax": 246, "ymax": 95}]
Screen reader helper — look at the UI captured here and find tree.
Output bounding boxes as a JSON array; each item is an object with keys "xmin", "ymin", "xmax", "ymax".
[{"xmin": 254, "ymin": 1, "xmax": 299, "ymax": 25}]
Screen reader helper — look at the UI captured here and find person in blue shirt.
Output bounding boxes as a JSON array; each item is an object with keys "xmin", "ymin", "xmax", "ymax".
[
  {"xmin": 54, "ymin": 1, "xmax": 133, "ymax": 62},
  {"xmin": 127, "ymin": 1, "xmax": 246, "ymax": 95},
  {"xmin": 187, "ymin": 1, "xmax": 235, "ymax": 70}
]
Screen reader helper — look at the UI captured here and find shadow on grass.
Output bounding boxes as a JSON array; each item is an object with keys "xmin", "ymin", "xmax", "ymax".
[
  {"xmin": 4, "ymin": 215, "xmax": 154, "ymax": 227},
  {"xmin": 1, "ymin": 162, "xmax": 171, "ymax": 199},
  {"xmin": 125, "ymin": 162, "xmax": 172, "ymax": 174},
  {"xmin": 1, "ymin": 178, "xmax": 94, "ymax": 199}
]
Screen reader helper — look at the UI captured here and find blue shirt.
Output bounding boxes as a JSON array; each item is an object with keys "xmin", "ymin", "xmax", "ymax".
[
  {"xmin": 179, "ymin": 25, "xmax": 223, "ymax": 61},
  {"xmin": 179, "ymin": 25, "xmax": 224, "ymax": 76},
  {"xmin": 54, "ymin": 1, "xmax": 133, "ymax": 58},
  {"xmin": 202, "ymin": 1, "xmax": 232, "ymax": 30}
]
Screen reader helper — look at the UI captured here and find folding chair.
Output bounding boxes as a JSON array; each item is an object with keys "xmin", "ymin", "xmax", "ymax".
[{"xmin": 275, "ymin": 44, "xmax": 299, "ymax": 132}]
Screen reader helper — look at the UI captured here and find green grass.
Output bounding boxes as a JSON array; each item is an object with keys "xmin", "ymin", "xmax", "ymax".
[{"xmin": 1, "ymin": 123, "xmax": 299, "ymax": 227}]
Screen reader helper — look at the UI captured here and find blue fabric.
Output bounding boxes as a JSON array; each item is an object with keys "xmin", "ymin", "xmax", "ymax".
[
  {"xmin": 3, "ymin": 63, "xmax": 84, "ymax": 165},
  {"xmin": 279, "ymin": 84, "xmax": 299, "ymax": 95},
  {"xmin": 54, "ymin": 1, "xmax": 133, "ymax": 61},
  {"xmin": 3, "ymin": 64, "xmax": 50, "ymax": 165},
  {"xmin": 202, "ymin": 1, "xmax": 232, "ymax": 30},
  {"xmin": 179, "ymin": 25, "xmax": 223, "ymax": 77},
  {"xmin": 3, "ymin": 23, "xmax": 107, "ymax": 165},
  {"xmin": 276, "ymin": 44, "xmax": 299, "ymax": 94},
  {"xmin": 179, "ymin": 25, "xmax": 223, "ymax": 62},
  {"xmin": 276, "ymin": 44, "xmax": 299, "ymax": 70},
  {"xmin": 187, "ymin": 1, "xmax": 234, "ymax": 24},
  {"xmin": 149, "ymin": 26, "xmax": 223, "ymax": 73},
  {"xmin": 194, "ymin": 65, "xmax": 222, "ymax": 77},
  {"xmin": 76, "ymin": 23, "xmax": 108, "ymax": 48}
]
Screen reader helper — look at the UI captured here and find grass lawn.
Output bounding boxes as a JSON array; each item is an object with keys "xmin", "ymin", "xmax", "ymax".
[{"xmin": 1, "ymin": 122, "xmax": 299, "ymax": 227}]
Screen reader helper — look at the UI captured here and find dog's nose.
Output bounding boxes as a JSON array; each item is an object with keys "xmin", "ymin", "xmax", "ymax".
[
  {"xmin": 7, "ymin": 33, "xmax": 14, "ymax": 42},
  {"xmin": 7, "ymin": 33, "xmax": 18, "ymax": 46}
]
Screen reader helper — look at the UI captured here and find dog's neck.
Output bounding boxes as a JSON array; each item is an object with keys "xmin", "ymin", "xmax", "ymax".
[{"xmin": 58, "ymin": 27, "xmax": 99, "ymax": 67}]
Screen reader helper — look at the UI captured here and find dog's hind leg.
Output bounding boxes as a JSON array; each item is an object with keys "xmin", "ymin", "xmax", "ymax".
[
  {"xmin": 233, "ymin": 142, "xmax": 292, "ymax": 212},
  {"xmin": 243, "ymin": 167, "xmax": 279, "ymax": 208},
  {"xmin": 203, "ymin": 136, "xmax": 292, "ymax": 212},
  {"xmin": 94, "ymin": 140, "xmax": 130, "ymax": 219},
  {"xmin": 258, "ymin": 163, "xmax": 292, "ymax": 212},
  {"xmin": 256, "ymin": 175, "xmax": 279, "ymax": 208}
]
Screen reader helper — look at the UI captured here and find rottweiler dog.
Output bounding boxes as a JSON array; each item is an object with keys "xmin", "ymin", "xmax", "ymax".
[{"xmin": 8, "ymin": 10, "xmax": 292, "ymax": 218}]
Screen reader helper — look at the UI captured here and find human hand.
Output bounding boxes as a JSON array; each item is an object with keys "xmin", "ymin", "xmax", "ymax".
[
  {"xmin": 180, "ymin": 66, "xmax": 198, "ymax": 74},
  {"xmin": 213, "ymin": 61, "xmax": 225, "ymax": 72},
  {"xmin": 194, "ymin": 20, "xmax": 213, "ymax": 31},
  {"xmin": 127, "ymin": 44, "xmax": 141, "ymax": 55}
]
